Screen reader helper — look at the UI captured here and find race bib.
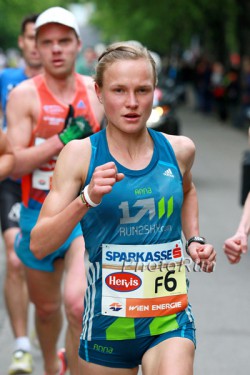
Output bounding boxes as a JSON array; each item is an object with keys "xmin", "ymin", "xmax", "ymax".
[
  {"xmin": 102, "ymin": 241, "xmax": 188, "ymax": 318},
  {"xmin": 32, "ymin": 138, "xmax": 57, "ymax": 190}
]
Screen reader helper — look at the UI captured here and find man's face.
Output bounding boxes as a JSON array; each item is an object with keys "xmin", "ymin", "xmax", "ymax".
[
  {"xmin": 36, "ymin": 23, "xmax": 81, "ymax": 78},
  {"xmin": 18, "ymin": 22, "xmax": 42, "ymax": 68}
]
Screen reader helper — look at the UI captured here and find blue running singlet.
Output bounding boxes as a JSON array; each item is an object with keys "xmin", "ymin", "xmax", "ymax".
[{"xmin": 79, "ymin": 128, "xmax": 194, "ymax": 343}]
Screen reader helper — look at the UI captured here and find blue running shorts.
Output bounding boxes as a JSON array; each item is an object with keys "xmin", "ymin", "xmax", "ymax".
[
  {"xmin": 15, "ymin": 204, "xmax": 83, "ymax": 272},
  {"xmin": 79, "ymin": 321, "xmax": 196, "ymax": 369}
]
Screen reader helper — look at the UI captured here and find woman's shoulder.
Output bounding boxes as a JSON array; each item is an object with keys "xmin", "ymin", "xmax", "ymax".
[
  {"xmin": 161, "ymin": 132, "xmax": 196, "ymax": 172},
  {"xmin": 161, "ymin": 132, "xmax": 195, "ymax": 153}
]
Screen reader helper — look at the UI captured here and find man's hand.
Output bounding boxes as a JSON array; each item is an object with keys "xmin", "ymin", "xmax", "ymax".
[
  {"xmin": 58, "ymin": 116, "xmax": 93, "ymax": 145},
  {"xmin": 223, "ymin": 232, "xmax": 247, "ymax": 264}
]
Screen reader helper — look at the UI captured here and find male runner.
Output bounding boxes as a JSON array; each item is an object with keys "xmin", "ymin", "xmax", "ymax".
[
  {"xmin": 0, "ymin": 14, "xmax": 42, "ymax": 374},
  {"xmin": 7, "ymin": 7, "xmax": 104, "ymax": 375},
  {"xmin": 0, "ymin": 128, "xmax": 14, "ymax": 180}
]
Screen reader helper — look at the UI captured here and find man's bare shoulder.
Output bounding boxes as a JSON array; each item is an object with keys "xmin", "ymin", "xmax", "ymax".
[
  {"xmin": 80, "ymin": 74, "xmax": 95, "ymax": 89},
  {"xmin": 7, "ymin": 76, "xmax": 40, "ymax": 124},
  {"xmin": 9, "ymin": 77, "xmax": 37, "ymax": 100},
  {"xmin": 78, "ymin": 74, "xmax": 104, "ymax": 122}
]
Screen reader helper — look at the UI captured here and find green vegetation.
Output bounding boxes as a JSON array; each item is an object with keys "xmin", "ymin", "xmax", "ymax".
[
  {"xmin": 82, "ymin": 0, "xmax": 250, "ymax": 63},
  {"xmin": 0, "ymin": 0, "xmax": 249, "ymax": 64},
  {"xmin": 0, "ymin": 0, "xmax": 70, "ymax": 50}
]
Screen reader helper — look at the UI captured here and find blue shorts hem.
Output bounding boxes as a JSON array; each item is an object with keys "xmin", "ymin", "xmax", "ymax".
[{"xmin": 78, "ymin": 321, "xmax": 196, "ymax": 368}]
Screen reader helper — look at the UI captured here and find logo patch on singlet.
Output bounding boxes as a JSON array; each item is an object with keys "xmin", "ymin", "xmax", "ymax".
[
  {"xmin": 43, "ymin": 105, "xmax": 64, "ymax": 114},
  {"xmin": 163, "ymin": 168, "xmax": 174, "ymax": 178},
  {"xmin": 109, "ymin": 302, "xmax": 123, "ymax": 312},
  {"xmin": 105, "ymin": 272, "xmax": 142, "ymax": 292},
  {"xmin": 77, "ymin": 99, "xmax": 86, "ymax": 109},
  {"xmin": 102, "ymin": 242, "xmax": 188, "ymax": 318}
]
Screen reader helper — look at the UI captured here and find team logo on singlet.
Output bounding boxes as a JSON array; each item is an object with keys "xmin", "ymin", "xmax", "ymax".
[
  {"xmin": 109, "ymin": 302, "xmax": 123, "ymax": 312},
  {"xmin": 163, "ymin": 168, "xmax": 174, "ymax": 178},
  {"xmin": 119, "ymin": 196, "xmax": 174, "ymax": 224},
  {"xmin": 105, "ymin": 272, "xmax": 142, "ymax": 292},
  {"xmin": 76, "ymin": 99, "xmax": 86, "ymax": 109},
  {"xmin": 43, "ymin": 105, "xmax": 64, "ymax": 114}
]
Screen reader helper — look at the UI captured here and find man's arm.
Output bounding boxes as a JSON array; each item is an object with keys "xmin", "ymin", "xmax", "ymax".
[
  {"xmin": 0, "ymin": 129, "xmax": 15, "ymax": 180},
  {"xmin": 6, "ymin": 82, "xmax": 63, "ymax": 179},
  {"xmin": 224, "ymin": 192, "xmax": 250, "ymax": 264}
]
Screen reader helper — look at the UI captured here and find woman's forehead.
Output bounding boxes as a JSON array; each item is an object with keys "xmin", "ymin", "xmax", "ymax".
[{"xmin": 104, "ymin": 58, "xmax": 154, "ymax": 78}]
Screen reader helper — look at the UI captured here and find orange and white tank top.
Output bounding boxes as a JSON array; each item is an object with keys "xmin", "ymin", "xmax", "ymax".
[{"xmin": 22, "ymin": 73, "xmax": 100, "ymax": 209}]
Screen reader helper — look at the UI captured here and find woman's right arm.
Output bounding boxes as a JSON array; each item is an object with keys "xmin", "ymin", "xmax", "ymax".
[
  {"xmin": 30, "ymin": 137, "xmax": 124, "ymax": 259},
  {"xmin": 30, "ymin": 138, "xmax": 90, "ymax": 258}
]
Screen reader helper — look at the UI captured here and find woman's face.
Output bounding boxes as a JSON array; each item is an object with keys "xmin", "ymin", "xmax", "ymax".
[{"xmin": 96, "ymin": 58, "xmax": 155, "ymax": 134}]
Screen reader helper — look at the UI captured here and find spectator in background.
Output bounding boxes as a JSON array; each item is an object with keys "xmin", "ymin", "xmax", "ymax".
[
  {"xmin": 76, "ymin": 46, "xmax": 98, "ymax": 76},
  {"xmin": 0, "ymin": 13, "xmax": 42, "ymax": 375},
  {"xmin": 239, "ymin": 56, "xmax": 250, "ymax": 129},
  {"xmin": 193, "ymin": 55, "xmax": 213, "ymax": 114},
  {"xmin": 224, "ymin": 53, "xmax": 242, "ymax": 128},
  {"xmin": 210, "ymin": 61, "xmax": 227, "ymax": 122},
  {"xmin": 0, "ymin": 49, "xmax": 7, "ymax": 71}
]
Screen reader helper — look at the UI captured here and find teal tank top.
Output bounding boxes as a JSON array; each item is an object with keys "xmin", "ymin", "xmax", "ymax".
[{"xmin": 80, "ymin": 128, "xmax": 194, "ymax": 341}]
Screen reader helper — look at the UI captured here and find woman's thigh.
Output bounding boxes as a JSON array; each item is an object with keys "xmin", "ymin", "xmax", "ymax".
[
  {"xmin": 142, "ymin": 336, "xmax": 195, "ymax": 375},
  {"xmin": 79, "ymin": 357, "xmax": 138, "ymax": 375}
]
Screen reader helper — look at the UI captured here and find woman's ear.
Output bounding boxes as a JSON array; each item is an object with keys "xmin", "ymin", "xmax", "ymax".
[{"xmin": 95, "ymin": 83, "xmax": 102, "ymax": 103}]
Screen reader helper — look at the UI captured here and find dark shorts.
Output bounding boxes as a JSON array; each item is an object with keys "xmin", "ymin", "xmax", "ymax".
[
  {"xmin": 79, "ymin": 321, "xmax": 196, "ymax": 369},
  {"xmin": 0, "ymin": 179, "xmax": 21, "ymax": 233}
]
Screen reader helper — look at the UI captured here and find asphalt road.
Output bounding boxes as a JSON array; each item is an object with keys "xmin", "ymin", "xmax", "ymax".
[
  {"xmin": 179, "ymin": 105, "xmax": 250, "ymax": 375},
  {"xmin": 0, "ymin": 103, "xmax": 249, "ymax": 374}
]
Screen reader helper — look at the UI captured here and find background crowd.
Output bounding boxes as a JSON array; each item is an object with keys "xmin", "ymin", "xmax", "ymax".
[{"xmin": 1, "ymin": 42, "xmax": 250, "ymax": 134}]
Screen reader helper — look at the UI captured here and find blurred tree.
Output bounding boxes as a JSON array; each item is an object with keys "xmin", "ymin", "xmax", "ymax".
[
  {"xmin": 79, "ymin": 0, "xmax": 248, "ymax": 64},
  {"xmin": 237, "ymin": 0, "xmax": 250, "ymax": 57},
  {"xmin": 0, "ymin": 0, "xmax": 248, "ymax": 65},
  {"xmin": 0, "ymin": 0, "xmax": 72, "ymax": 51}
]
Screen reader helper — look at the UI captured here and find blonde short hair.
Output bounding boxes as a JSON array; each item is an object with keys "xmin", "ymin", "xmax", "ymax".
[{"xmin": 94, "ymin": 42, "xmax": 158, "ymax": 88}]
